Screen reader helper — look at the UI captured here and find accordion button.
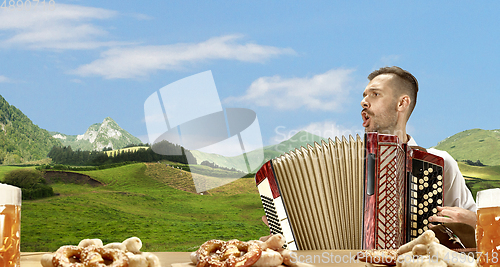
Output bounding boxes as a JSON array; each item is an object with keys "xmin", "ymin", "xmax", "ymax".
[{"xmin": 428, "ymin": 168, "xmax": 433, "ymax": 173}]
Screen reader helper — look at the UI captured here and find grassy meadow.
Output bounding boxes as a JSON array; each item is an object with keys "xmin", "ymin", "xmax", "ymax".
[
  {"xmin": 0, "ymin": 163, "xmax": 269, "ymax": 252},
  {"xmin": 458, "ymin": 162, "xmax": 500, "ymax": 200}
]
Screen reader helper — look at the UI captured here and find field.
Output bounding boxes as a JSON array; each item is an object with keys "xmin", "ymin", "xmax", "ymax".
[
  {"xmin": 1, "ymin": 160, "xmax": 499, "ymax": 252},
  {"xmin": 458, "ymin": 162, "xmax": 500, "ymax": 200},
  {"xmin": 0, "ymin": 163, "xmax": 269, "ymax": 252}
]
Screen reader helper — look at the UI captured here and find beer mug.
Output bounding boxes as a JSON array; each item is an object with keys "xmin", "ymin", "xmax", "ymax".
[
  {"xmin": 476, "ymin": 188, "xmax": 500, "ymax": 267},
  {"xmin": 0, "ymin": 184, "xmax": 21, "ymax": 267}
]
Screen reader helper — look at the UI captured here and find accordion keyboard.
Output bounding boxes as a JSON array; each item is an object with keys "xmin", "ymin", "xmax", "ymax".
[
  {"xmin": 260, "ymin": 195, "xmax": 284, "ymax": 236},
  {"xmin": 408, "ymin": 159, "xmax": 444, "ymax": 240}
]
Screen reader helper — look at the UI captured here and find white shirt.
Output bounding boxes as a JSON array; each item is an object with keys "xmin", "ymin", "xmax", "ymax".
[{"xmin": 408, "ymin": 136, "xmax": 477, "ymax": 212}]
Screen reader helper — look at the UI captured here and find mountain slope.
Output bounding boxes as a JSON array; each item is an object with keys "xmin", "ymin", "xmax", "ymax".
[
  {"xmin": 51, "ymin": 117, "xmax": 142, "ymax": 151},
  {"xmin": 0, "ymin": 95, "xmax": 62, "ymax": 164},
  {"xmin": 433, "ymin": 128, "xmax": 500, "ymax": 166}
]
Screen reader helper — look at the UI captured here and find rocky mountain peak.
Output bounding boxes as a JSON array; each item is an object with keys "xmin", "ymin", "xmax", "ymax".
[{"xmin": 53, "ymin": 117, "xmax": 141, "ymax": 151}]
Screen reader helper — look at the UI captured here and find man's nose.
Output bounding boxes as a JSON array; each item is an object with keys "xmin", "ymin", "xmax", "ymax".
[{"xmin": 361, "ymin": 96, "xmax": 369, "ymax": 108}]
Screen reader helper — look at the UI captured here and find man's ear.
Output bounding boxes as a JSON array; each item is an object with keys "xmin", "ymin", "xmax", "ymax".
[{"xmin": 397, "ymin": 95, "xmax": 411, "ymax": 112}]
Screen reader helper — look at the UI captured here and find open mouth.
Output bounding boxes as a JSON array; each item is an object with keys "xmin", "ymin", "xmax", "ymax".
[{"xmin": 361, "ymin": 110, "xmax": 370, "ymax": 127}]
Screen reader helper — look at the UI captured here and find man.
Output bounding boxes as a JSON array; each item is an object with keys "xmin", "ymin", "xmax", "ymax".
[{"xmin": 361, "ymin": 66, "xmax": 477, "ymax": 228}]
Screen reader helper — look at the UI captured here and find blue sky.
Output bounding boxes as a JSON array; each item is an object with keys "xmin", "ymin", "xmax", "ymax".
[{"xmin": 0, "ymin": 1, "xmax": 498, "ymax": 149}]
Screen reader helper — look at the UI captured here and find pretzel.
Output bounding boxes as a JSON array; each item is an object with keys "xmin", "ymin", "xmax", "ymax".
[
  {"xmin": 426, "ymin": 242, "xmax": 476, "ymax": 267},
  {"xmin": 127, "ymin": 253, "xmax": 148, "ymax": 267},
  {"xmin": 357, "ymin": 249, "xmax": 398, "ymax": 265},
  {"xmin": 397, "ymin": 230, "xmax": 436, "ymax": 255},
  {"xmin": 394, "ymin": 231, "xmax": 476, "ymax": 267},
  {"xmin": 196, "ymin": 239, "xmax": 262, "ymax": 267},
  {"xmin": 396, "ymin": 254, "xmax": 447, "ymax": 267},
  {"xmin": 104, "ymin": 243, "xmax": 127, "ymax": 251},
  {"xmin": 41, "ymin": 253, "xmax": 55, "ymax": 267},
  {"xmin": 122, "ymin": 237, "xmax": 142, "ymax": 254},
  {"xmin": 253, "ymin": 249, "xmax": 283, "ymax": 267},
  {"xmin": 83, "ymin": 246, "xmax": 129, "ymax": 267},
  {"xmin": 52, "ymin": 245, "xmax": 86, "ymax": 267},
  {"xmin": 142, "ymin": 252, "xmax": 161, "ymax": 267},
  {"xmin": 78, "ymin": 239, "xmax": 104, "ymax": 248}
]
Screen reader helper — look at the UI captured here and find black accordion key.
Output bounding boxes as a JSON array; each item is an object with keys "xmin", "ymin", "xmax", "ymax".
[
  {"xmin": 260, "ymin": 195, "xmax": 284, "ymax": 236},
  {"xmin": 408, "ymin": 159, "xmax": 444, "ymax": 240}
]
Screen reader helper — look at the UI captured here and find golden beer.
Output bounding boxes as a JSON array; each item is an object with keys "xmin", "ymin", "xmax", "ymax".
[
  {"xmin": 0, "ymin": 204, "xmax": 21, "ymax": 267},
  {"xmin": 476, "ymin": 189, "xmax": 500, "ymax": 267}
]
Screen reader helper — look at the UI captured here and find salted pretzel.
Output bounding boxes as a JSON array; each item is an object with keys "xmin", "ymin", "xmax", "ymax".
[
  {"xmin": 83, "ymin": 246, "xmax": 129, "ymax": 267},
  {"xmin": 52, "ymin": 245, "xmax": 129, "ymax": 267},
  {"xmin": 196, "ymin": 239, "xmax": 262, "ymax": 267},
  {"xmin": 52, "ymin": 246, "xmax": 86, "ymax": 267}
]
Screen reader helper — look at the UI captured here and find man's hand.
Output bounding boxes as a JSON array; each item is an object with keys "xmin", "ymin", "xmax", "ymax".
[
  {"xmin": 262, "ymin": 215, "xmax": 269, "ymax": 227},
  {"xmin": 428, "ymin": 206, "xmax": 477, "ymax": 228}
]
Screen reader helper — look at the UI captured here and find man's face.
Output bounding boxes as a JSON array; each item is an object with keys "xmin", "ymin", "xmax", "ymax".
[{"xmin": 361, "ymin": 74, "xmax": 399, "ymax": 134}]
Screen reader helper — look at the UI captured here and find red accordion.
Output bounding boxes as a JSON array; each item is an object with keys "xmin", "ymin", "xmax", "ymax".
[{"xmin": 255, "ymin": 133, "xmax": 444, "ymax": 250}]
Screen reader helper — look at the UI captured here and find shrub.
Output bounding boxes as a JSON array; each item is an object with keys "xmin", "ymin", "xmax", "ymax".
[{"xmin": 3, "ymin": 169, "xmax": 55, "ymax": 200}]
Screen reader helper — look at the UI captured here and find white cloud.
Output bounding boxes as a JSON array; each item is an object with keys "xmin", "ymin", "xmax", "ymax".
[
  {"xmin": 270, "ymin": 121, "xmax": 364, "ymax": 145},
  {"xmin": 0, "ymin": 4, "xmax": 128, "ymax": 50},
  {"xmin": 225, "ymin": 68, "xmax": 355, "ymax": 111},
  {"xmin": 70, "ymin": 35, "xmax": 296, "ymax": 79},
  {"xmin": 0, "ymin": 75, "xmax": 11, "ymax": 83}
]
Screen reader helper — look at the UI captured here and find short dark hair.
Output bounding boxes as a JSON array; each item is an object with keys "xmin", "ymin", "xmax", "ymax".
[{"xmin": 368, "ymin": 66, "xmax": 419, "ymax": 116}]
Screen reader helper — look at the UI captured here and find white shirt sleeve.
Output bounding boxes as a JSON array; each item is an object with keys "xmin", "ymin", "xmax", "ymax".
[{"xmin": 427, "ymin": 148, "xmax": 477, "ymax": 212}]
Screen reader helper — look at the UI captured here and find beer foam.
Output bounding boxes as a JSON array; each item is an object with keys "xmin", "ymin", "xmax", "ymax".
[
  {"xmin": 0, "ymin": 183, "xmax": 22, "ymax": 206},
  {"xmin": 477, "ymin": 188, "xmax": 500, "ymax": 209}
]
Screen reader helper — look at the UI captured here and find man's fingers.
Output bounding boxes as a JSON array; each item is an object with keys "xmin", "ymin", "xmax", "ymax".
[{"xmin": 429, "ymin": 215, "xmax": 453, "ymax": 223}]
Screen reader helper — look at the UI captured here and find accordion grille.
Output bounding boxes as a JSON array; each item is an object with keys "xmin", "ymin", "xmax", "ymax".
[{"xmin": 271, "ymin": 135, "xmax": 364, "ymax": 250}]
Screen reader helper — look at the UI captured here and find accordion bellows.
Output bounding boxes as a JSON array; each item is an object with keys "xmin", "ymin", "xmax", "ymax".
[
  {"xmin": 273, "ymin": 135, "xmax": 363, "ymax": 250},
  {"xmin": 255, "ymin": 133, "xmax": 444, "ymax": 251}
]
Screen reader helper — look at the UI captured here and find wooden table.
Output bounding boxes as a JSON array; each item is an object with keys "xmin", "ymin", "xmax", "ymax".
[{"xmin": 21, "ymin": 251, "xmax": 386, "ymax": 267}]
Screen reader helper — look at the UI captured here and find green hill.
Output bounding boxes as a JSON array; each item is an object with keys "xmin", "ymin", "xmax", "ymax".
[
  {"xmin": 433, "ymin": 128, "xmax": 500, "ymax": 166},
  {"xmin": 0, "ymin": 95, "xmax": 62, "ymax": 164}
]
